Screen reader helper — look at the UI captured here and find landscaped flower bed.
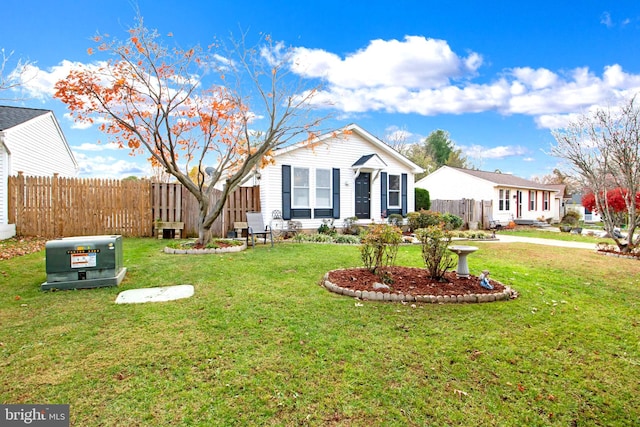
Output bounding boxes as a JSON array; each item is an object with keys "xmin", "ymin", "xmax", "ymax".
[
  {"xmin": 163, "ymin": 238, "xmax": 246, "ymax": 254},
  {"xmin": 596, "ymin": 242, "xmax": 640, "ymax": 259}
]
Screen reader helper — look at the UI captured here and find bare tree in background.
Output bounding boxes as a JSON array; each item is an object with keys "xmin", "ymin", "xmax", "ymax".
[
  {"xmin": 0, "ymin": 49, "xmax": 33, "ymax": 100},
  {"xmin": 384, "ymin": 125, "xmax": 411, "ymax": 154},
  {"xmin": 531, "ymin": 168, "xmax": 581, "ymax": 195},
  {"xmin": 551, "ymin": 96, "xmax": 640, "ymax": 252}
]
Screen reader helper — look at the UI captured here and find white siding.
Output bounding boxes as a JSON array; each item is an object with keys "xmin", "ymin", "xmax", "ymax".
[
  {"xmin": 416, "ymin": 167, "xmax": 495, "ymax": 200},
  {"xmin": 259, "ymin": 131, "xmax": 417, "ymax": 230},
  {"xmin": 3, "ymin": 112, "xmax": 77, "ymax": 177},
  {"xmin": 416, "ymin": 167, "xmax": 562, "ymax": 223},
  {"xmin": 0, "ymin": 142, "xmax": 7, "ymax": 224},
  {"xmin": 0, "ymin": 111, "xmax": 77, "ymax": 239}
]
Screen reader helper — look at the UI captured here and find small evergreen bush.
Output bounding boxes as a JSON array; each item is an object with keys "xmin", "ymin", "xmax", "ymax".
[{"xmin": 415, "ymin": 188, "xmax": 431, "ymax": 210}]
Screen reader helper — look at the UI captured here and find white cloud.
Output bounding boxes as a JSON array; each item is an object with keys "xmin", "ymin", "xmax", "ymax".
[
  {"xmin": 292, "ymin": 36, "xmax": 482, "ymax": 90},
  {"xmin": 462, "ymin": 144, "xmax": 529, "ymax": 160},
  {"xmin": 510, "ymin": 67, "xmax": 558, "ymax": 90},
  {"xmin": 18, "ymin": 36, "xmax": 640, "ymax": 137},
  {"xmin": 73, "ymin": 152, "xmax": 150, "ymax": 179},
  {"xmin": 601, "ymin": 12, "xmax": 613, "ymax": 28},
  {"xmin": 72, "ymin": 141, "xmax": 122, "ymax": 152},
  {"xmin": 16, "ymin": 60, "xmax": 88, "ymax": 100},
  {"xmin": 289, "ymin": 35, "xmax": 640, "ymax": 124}
]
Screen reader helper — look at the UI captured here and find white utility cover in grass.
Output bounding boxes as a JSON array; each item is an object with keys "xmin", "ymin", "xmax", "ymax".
[{"xmin": 115, "ymin": 285, "xmax": 194, "ymax": 304}]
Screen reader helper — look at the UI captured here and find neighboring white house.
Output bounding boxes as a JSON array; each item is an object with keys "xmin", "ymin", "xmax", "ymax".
[
  {"xmin": 252, "ymin": 124, "xmax": 423, "ymax": 230},
  {"xmin": 415, "ymin": 166, "xmax": 568, "ymax": 225},
  {"xmin": 564, "ymin": 193, "xmax": 602, "ymax": 223},
  {"xmin": 0, "ymin": 106, "xmax": 78, "ymax": 239}
]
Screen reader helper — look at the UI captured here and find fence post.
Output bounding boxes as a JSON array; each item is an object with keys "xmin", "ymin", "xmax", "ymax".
[
  {"xmin": 15, "ymin": 171, "xmax": 24, "ymax": 234},
  {"xmin": 52, "ymin": 173, "xmax": 59, "ymax": 236}
]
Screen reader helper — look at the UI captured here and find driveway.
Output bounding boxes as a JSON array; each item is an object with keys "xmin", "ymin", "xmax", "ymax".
[{"xmin": 487, "ymin": 233, "xmax": 597, "ymax": 250}]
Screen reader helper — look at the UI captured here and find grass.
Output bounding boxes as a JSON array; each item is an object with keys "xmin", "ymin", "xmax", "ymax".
[{"xmin": 1, "ymin": 238, "xmax": 639, "ymax": 426}]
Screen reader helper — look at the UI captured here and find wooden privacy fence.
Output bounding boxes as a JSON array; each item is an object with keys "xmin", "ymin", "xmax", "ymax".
[
  {"xmin": 152, "ymin": 184, "xmax": 260, "ymax": 238},
  {"xmin": 429, "ymin": 199, "xmax": 492, "ymax": 229},
  {"xmin": 225, "ymin": 186, "xmax": 261, "ymax": 231},
  {"xmin": 8, "ymin": 172, "xmax": 152, "ymax": 237},
  {"xmin": 8, "ymin": 172, "xmax": 261, "ymax": 238}
]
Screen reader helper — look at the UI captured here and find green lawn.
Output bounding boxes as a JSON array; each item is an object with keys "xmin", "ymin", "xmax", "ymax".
[{"xmin": 1, "ymin": 239, "xmax": 639, "ymax": 426}]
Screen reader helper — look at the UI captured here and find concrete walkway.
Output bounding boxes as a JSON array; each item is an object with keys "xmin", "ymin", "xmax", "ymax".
[{"xmin": 486, "ymin": 233, "xmax": 597, "ymax": 250}]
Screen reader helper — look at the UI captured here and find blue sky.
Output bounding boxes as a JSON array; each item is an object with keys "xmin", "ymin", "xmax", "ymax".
[{"xmin": 2, "ymin": 0, "xmax": 640, "ymax": 179}]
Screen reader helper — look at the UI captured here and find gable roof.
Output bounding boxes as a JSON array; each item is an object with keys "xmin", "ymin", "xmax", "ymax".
[
  {"xmin": 544, "ymin": 183, "xmax": 569, "ymax": 199},
  {"xmin": 352, "ymin": 153, "xmax": 387, "ymax": 167},
  {"xmin": 444, "ymin": 166, "xmax": 562, "ymax": 192},
  {"xmin": 0, "ymin": 106, "xmax": 49, "ymax": 131},
  {"xmin": 272, "ymin": 123, "xmax": 423, "ymax": 174},
  {"xmin": 0, "ymin": 105, "xmax": 78, "ymax": 172}
]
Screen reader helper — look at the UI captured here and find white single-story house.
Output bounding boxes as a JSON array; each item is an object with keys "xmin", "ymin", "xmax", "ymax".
[
  {"xmin": 564, "ymin": 193, "xmax": 602, "ymax": 223},
  {"xmin": 252, "ymin": 124, "xmax": 423, "ymax": 230},
  {"xmin": 415, "ymin": 166, "xmax": 569, "ymax": 225},
  {"xmin": 0, "ymin": 106, "xmax": 78, "ymax": 239}
]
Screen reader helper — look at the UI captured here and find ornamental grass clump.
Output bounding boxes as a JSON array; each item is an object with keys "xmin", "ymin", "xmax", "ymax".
[
  {"xmin": 360, "ymin": 223, "xmax": 403, "ymax": 283},
  {"xmin": 415, "ymin": 225, "xmax": 456, "ymax": 281}
]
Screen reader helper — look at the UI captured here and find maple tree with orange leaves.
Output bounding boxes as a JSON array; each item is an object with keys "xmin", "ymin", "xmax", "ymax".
[{"xmin": 54, "ymin": 17, "xmax": 325, "ymax": 244}]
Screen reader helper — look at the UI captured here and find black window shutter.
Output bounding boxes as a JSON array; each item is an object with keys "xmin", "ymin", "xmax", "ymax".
[
  {"xmin": 401, "ymin": 173, "xmax": 408, "ymax": 215},
  {"xmin": 332, "ymin": 168, "xmax": 340, "ymax": 218},
  {"xmin": 380, "ymin": 172, "xmax": 388, "ymax": 216},
  {"xmin": 282, "ymin": 165, "xmax": 291, "ymax": 220}
]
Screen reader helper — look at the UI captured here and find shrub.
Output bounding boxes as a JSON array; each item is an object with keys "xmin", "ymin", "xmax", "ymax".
[
  {"xmin": 292, "ymin": 233, "xmax": 360, "ymax": 244},
  {"xmin": 453, "ymin": 230, "xmax": 492, "ymax": 239},
  {"xmin": 318, "ymin": 219, "xmax": 336, "ymax": 235},
  {"xmin": 342, "ymin": 216, "xmax": 361, "ymax": 235},
  {"xmin": 360, "ymin": 224, "xmax": 403, "ymax": 282},
  {"xmin": 415, "ymin": 226, "xmax": 456, "ymax": 281},
  {"xmin": 415, "ymin": 188, "xmax": 431, "ymax": 210},
  {"xmin": 387, "ymin": 213, "xmax": 404, "ymax": 226},
  {"xmin": 407, "ymin": 210, "xmax": 441, "ymax": 231},
  {"xmin": 442, "ymin": 213, "xmax": 463, "ymax": 230},
  {"xmin": 561, "ymin": 210, "xmax": 581, "ymax": 226},
  {"xmin": 406, "ymin": 210, "xmax": 463, "ymax": 231},
  {"xmin": 333, "ymin": 234, "xmax": 361, "ymax": 244}
]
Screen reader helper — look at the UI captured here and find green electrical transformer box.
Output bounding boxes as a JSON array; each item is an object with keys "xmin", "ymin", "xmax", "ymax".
[{"xmin": 41, "ymin": 235, "xmax": 127, "ymax": 291}]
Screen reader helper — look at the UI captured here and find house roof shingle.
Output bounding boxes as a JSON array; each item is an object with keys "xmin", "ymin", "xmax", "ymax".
[{"xmin": 0, "ymin": 105, "xmax": 49, "ymax": 131}]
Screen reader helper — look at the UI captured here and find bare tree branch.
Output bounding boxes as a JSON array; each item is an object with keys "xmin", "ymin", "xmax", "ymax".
[
  {"xmin": 551, "ymin": 95, "xmax": 640, "ymax": 251},
  {"xmin": 54, "ymin": 17, "xmax": 328, "ymax": 244}
]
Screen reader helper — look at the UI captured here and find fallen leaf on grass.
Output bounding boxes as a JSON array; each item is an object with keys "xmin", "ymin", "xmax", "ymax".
[
  {"xmin": 454, "ymin": 389, "xmax": 468, "ymax": 398},
  {"xmin": 0, "ymin": 237, "xmax": 47, "ymax": 260}
]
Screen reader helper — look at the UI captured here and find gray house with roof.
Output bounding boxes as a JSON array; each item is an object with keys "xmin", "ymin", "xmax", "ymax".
[
  {"xmin": 0, "ymin": 106, "xmax": 78, "ymax": 239},
  {"xmin": 415, "ymin": 166, "xmax": 568, "ymax": 225}
]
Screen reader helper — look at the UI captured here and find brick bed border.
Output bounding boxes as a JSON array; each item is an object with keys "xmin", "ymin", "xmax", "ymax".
[{"xmin": 322, "ymin": 270, "xmax": 518, "ymax": 303}]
